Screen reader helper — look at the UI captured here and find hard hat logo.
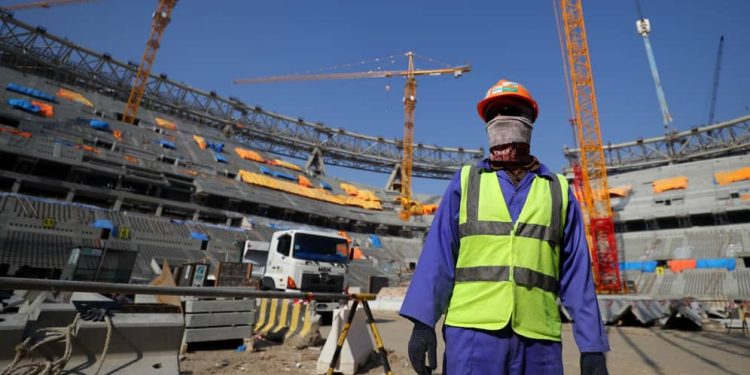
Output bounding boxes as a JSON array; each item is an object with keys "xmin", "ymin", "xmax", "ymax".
[
  {"xmin": 490, "ymin": 82, "xmax": 519, "ymax": 95},
  {"xmin": 478, "ymin": 79, "xmax": 538, "ymax": 123}
]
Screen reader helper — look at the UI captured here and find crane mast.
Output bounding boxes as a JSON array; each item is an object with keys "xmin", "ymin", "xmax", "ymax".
[
  {"xmin": 399, "ymin": 52, "xmax": 416, "ymax": 221},
  {"xmin": 560, "ymin": 0, "xmax": 622, "ymax": 292},
  {"xmin": 708, "ymin": 36, "xmax": 724, "ymax": 125},
  {"xmin": 635, "ymin": 0, "xmax": 673, "ymax": 131},
  {"xmin": 0, "ymin": 0, "xmax": 95, "ymax": 11},
  {"xmin": 122, "ymin": 0, "xmax": 176, "ymax": 125}
]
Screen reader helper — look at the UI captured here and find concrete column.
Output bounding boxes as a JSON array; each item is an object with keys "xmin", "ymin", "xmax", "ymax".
[
  {"xmin": 225, "ymin": 217, "xmax": 232, "ymax": 226},
  {"xmin": 65, "ymin": 189, "xmax": 75, "ymax": 202},
  {"xmin": 192, "ymin": 211, "xmax": 200, "ymax": 221},
  {"xmin": 11, "ymin": 180, "xmax": 20, "ymax": 193},
  {"xmin": 155, "ymin": 205, "xmax": 163, "ymax": 217}
]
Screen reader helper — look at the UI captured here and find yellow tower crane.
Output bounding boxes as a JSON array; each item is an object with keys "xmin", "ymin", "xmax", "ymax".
[
  {"xmin": 556, "ymin": 0, "xmax": 623, "ymax": 293},
  {"xmin": 0, "ymin": 0, "xmax": 96, "ymax": 11},
  {"xmin": 122, "ymin": 0, "xmax": 177, "ymax": 124},
  {"xmin": 234, "ymin": 52, "xmax": 470, "ymax": 221}
]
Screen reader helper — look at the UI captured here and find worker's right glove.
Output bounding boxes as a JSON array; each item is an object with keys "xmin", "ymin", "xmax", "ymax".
[{"xmin": 407, "ymin": 321, "xmax": 437, "ymax": 375}]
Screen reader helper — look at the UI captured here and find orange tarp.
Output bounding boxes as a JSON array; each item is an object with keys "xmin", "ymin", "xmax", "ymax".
[
  {"xmin": 714, "ymin": 167, "xmax": 750, "ymax": 186},
  {"xmin": 298, "ymin": 175, "xmax": 313, "ymax": 188},
  {"xmin": 193, "ymin": 135, "xmax": 207, "ymax": 150},
  {"xmin": 356, "ymin": 189, "xmax": 381, "ymax": 202},
  {"xmin": 155, "ymin": 117, "xmax": 177, "ymax": 131},
  {"xmin": 123, "ymin": 155, "xmax": 138, "ymax": 164},
  {"xmin": 31, "ymin": 100, "xmax": 54, "ymax": 118},
  {"xmin": 57, "ymin": 88, "xmax": 93, "ymax": 107},
  {"xmin": 235, "ymin": 147, "xmax": 264, "ymax": 162},
  {"xmin": 76, "ymin": 144, "xmax": 100, "ymax": 154},
  {"xmin": 667, "ymin": 259, "xmax": 696, "ymax": 273},
  {"xmin": 0, "ymin": 127, "xmax": 32, "ymax": 138},
  {"xmin": 652, "ymin": 176, "xmax": 688, "ymax": 193},
  {"xmin": 340, "ymin": 183, "xmax": 359, "ymax": 196},
  {"xmin": 273, "ymin": 159, "xmax": 303, "ymax": 172},
  {"xmin": 113, "ymin": 129, "xmax": 122, "ymax": 141},
  {"xmin": 338, "ymin": 231, "xmax": 352, "ymax": 244},
  {"xmin": 422, "ymin": 204, "xmax": 438, "ymax": 214},
  {"xmin": 238, "ymin": 169, "xmax": 382, "ymax": 210},
  {"xmin": 351, "ymin": 247, "xmax": 364, "ymax": 260},
  {"xmin": 609, "ymin": 185, "xmax": 632, "ymax": 198}
]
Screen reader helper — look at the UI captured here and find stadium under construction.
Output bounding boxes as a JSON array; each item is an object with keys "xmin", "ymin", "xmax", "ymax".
[{"xmin": 0, "ymin": 6, "xmax": 749, "ymax": 375}]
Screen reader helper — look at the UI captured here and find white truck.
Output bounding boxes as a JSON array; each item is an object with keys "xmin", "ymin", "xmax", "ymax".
[{"xmin": 242, "ymin": 229, "xmax": 350, "ymax": 316}]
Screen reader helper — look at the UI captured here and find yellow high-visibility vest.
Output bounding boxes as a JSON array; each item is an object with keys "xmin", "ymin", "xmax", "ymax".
[{"xmin": 445, "ymin": 165, "xmax": 569, "ymax": 341}]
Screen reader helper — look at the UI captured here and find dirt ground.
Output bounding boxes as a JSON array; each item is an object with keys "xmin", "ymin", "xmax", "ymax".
[{"xmin": 180, "ymin": 310, "xmax": 750, "ymax": 375}]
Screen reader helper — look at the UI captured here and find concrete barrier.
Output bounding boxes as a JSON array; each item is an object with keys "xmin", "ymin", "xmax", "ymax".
[
  {"xmin": 0, "ymin": 306, "xmax": 184, "ymax": 374},
  {"xmin": 255, "ymin": 298, "xmax": 316, "ymax": 343},
  {"xmin": 182, "ymin": 298, "xmax": 256, "ymax": 350}
]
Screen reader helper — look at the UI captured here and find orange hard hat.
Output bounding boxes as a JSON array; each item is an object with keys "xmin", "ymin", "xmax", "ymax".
[{"xmin": 477, "ymin": 79, "xmax": 538, "ymax": 122}]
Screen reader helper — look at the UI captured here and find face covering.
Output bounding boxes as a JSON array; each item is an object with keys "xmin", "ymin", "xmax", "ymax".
[{"xmin": 485, "ymin": 115, "xmax": 533, "ymax": 149}]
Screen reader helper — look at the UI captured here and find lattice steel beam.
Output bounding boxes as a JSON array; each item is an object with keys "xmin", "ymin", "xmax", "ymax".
[
  {"xmin": 564, "ymin": 114, "xmax": 750, "ymax": 174},
  {"xmin": 0, "ymin": 13, "xmax": 483, "ymax": 179}
]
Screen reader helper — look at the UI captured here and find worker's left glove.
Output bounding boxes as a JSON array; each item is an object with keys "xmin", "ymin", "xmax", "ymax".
[
  {"xmin": 407, "ymin": 321, "xmax": 437, "ymax": 375},
  {"xmin": 580, "ymin": 352, "xmax": 608, "ymax": 375}
]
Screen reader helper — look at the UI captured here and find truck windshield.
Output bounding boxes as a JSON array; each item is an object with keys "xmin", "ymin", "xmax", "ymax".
[{"xmin": 292, "ymin": 233, "xmax": 349, "ymax": 263}]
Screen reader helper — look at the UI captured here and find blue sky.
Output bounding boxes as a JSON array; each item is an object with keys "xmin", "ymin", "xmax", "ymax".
[{"xmin": 8, "ymin": 0, "xmax": 750, "ymax": 195}]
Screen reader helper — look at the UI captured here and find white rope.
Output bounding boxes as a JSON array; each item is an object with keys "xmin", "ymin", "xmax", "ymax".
[
  {"xmin": 1, "ymin": 312, "xmax": 114, "ymax": 375},
  {"xmin": 91, "ymin": 314, "xmax": 112, "ymax": 375}
]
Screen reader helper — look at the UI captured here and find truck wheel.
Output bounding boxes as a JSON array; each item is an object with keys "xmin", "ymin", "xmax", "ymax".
[{"xmin": 260, "ymin": 277, "xmax": 275, "ymax": 291}]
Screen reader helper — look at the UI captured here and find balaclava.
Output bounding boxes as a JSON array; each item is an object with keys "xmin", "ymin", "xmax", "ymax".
[{"xmin": 485, "ymin": 114, "xmax": 539, "ymax": 185}]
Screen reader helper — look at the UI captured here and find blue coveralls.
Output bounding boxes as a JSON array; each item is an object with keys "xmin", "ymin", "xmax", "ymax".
[{"xmin": 400, "ymin": 159, "xmax": 610, "ymax": 375}]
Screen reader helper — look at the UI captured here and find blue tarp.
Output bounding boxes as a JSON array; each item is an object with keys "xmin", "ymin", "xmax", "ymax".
[
  {"xmin": 191, "ymin": 232, "xmax": 209, "ymax": 241},
  {"xmin": 369, "ymin": 234, "xmax": 383, "ymax": 248},
  {"xmin": 89, "ymin": 119, "xmax": 110, "ymax": 130},
  {"xmin": 159, "ymin": 140, "xmax": 176, "ymax": 149},
  {"xmin": 272, "ymin": 170, "xmax": 297, "ymax": 181},
  {"xmin": 619, "ymin": 261, "xmax": 658, "ymax": 272},
  {"xmin": 7, "ymin": 99, "xmax": 40, "ymax": 113},
  {"xmin": 214, "ymin": 153, "xmax": 227, "ymax": 163},
  {"xmin": 259, "ymin": 166, "xmax": 271, "ymax": 175},
  {"xmin": 6, "ymin": 83, "xmax": 56, "ymax": 103},
  {"xmin": 320, "ymin": 181, "xmax": 332, "ymax": 191},
  {"xmin": 696, "ymin": 258, "xmax": 736, "ymax": 271},
  {"xmin": 207, "ymin": 142, "xmax": 224, "ymax": 153},
  {"xmin": 91, "ymin": 219, "xmax": 114, "ymax": 230}
]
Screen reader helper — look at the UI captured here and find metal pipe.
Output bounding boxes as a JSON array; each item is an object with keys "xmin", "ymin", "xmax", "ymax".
[{"xmin": 0, "ymin": 277, "xmax": 348, "ymax": 301}]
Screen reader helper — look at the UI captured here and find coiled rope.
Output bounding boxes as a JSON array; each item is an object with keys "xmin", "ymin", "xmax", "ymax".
[{"xmin": 1, "ymin": 313, "xmax": 113, "ymax": 375}]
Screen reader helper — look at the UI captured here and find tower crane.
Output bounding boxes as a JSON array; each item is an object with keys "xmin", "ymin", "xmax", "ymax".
[
  {"xmin": 122, "ymin": 0, "xmax": 177, "ymax": 124},
  {"xmin": 234, "ymin": 52, "xmax": 470, "ymax": 221},
  {"xmin": 557, "ymin": 0, "xmax": 623, "ymax": 292},
  {"xmin": 708, "ymin": 36, "xmax": 724, "ymax": 125},
  {"xmin": 0, "ymin": 0, "xmax": 96, "ymax": 11}
]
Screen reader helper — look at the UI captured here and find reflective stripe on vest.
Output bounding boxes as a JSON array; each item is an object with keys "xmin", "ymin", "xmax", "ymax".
[{"xmin": 446, "ymin": 165, "xmax": 569, "ymax": 340}]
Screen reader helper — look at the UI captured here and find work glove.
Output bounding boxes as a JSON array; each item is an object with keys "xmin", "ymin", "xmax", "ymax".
[
  {"xmin": 580, "ymin": 352, "xmax": 608, "ymax": 375},
  {"xmin": 80, "ymin": 307, "xmax": 112, "ymax": 322},
  {"xmin": 407, "ymin": 321, "xmax": 437, "ymax": 375}
]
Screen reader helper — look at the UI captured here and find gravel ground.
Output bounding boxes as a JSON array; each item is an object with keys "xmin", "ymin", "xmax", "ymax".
[{"xmin": 181, "ymin": 310, "xmax": 750, "ymax": 375}]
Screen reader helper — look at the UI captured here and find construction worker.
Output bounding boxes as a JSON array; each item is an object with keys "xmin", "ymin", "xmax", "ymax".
[{"xmin": 400, "ymin": 79, "xmax": 610, "ymax": 375}]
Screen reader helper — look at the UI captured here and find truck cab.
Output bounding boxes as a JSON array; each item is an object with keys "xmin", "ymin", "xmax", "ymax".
[{"xmin": 261, "ymin": 229, "xmax": 349, "ymax": 313}]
